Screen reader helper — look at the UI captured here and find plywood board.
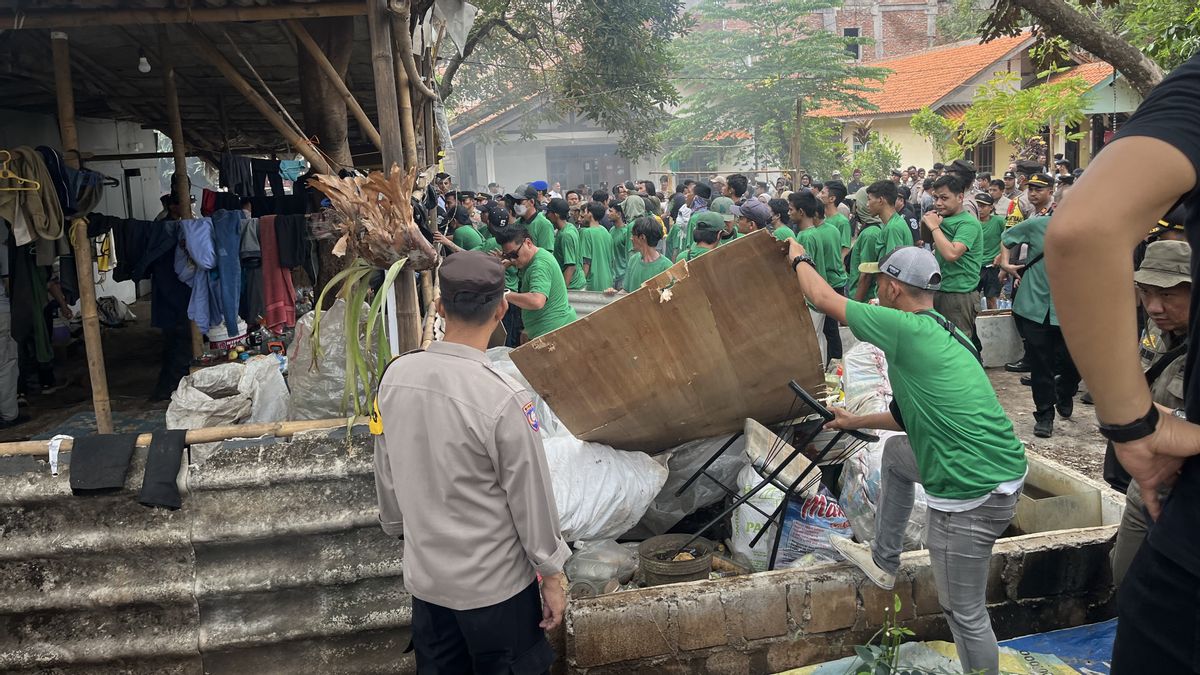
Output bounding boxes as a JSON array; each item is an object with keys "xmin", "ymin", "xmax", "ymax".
[{"xmin": 510, "ymin": 230, "xmax": 826, "ymax": 452}]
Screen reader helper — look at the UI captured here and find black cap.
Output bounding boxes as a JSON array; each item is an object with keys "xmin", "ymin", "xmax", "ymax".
[
  {"xmin": 974, "ymin": 192, "xmax": 995, "ymax": 205},
  {"xmin": 507, "ymin": 184, "xmax": 537, "ymax": 201},
  {"xmin": 1054, "ymin": 158, "xmax": 1071, "ymax": 168},
  {"xmin": 546, "ymin": 197, "xmax": 570, "ymax": 218},
  {"xmin": 693, "ymin": 182, "xmax": 712, "ymax": 200},
  {"xmin": 1003, "ymin": 171, "xmax": 1016, "ymax": 179},
  {"xmin": 947, "ymin": 159, "xmax": 976, "ymax": 174},
  {"xmin": 439, "ymin": 250, "xmax": 505, "ymax": 304},
  {"xmin": 454, "ymin": 190, "xmax": 476, "ymax": 202},
  {"xmin": 1056, "ymin": 174, "xmax": 1075, "ymax": 185},
  {"xmin": 484, "ymin": 205, "xmax": 511, "ymax": 230}
]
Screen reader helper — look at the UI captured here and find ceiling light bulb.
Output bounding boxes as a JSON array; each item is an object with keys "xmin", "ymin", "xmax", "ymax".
[{"xmin": 138, "ymin": 52, "xmax": 151, "ymax": 74}]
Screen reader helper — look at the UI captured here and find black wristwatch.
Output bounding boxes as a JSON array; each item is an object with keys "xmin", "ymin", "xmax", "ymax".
[
  {"xmin": 792, "ymin": 255, "xmax": 816, "ymax": 271},
  {"xmin": 1098, "ymin": 403, "xmax": 1160, "ymax": 443}
]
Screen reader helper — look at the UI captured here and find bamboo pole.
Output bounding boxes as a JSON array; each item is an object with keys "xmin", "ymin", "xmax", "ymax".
[
  {"xmin": 420, "ymin": 271, "xmax": 440, "ymax": 349},
  {"xmin": 52, "ymin": 34, "xmax": 113, "ymax": 435},
  {"xmin": 391, "ymin": 8, "xmax": 419, "ymax": 169},
  {"xmin": 0, "ymin": 418, "xmax": 353, "ymax": 458},
  {"xmin": 365, "ymin": 0, "xmax": 404, "ymax": 171},
  {"xmin": 185, "ymin": 26, "xmax": 334, "ymax": 175},
  {"xmin": 286, "ymin": 19, "xmax": 383, "ymax": 153},
  {"xmin": 8, "ymin": 2, "xmax": 366, "ymax": 30}
]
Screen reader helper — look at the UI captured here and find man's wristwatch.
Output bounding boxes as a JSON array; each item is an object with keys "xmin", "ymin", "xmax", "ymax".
[
  {"xmin": 1098, "ymin": 403, "xmax": 1160, "ymax": 443},
  {"xmin": 791, "ymin": 255, "xmax": 816, "ymax": 271}
]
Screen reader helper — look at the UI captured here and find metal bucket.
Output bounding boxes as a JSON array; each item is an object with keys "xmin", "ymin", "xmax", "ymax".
[{"xmin": 638, "ymin": 534, "xmax": 714, "ymax": 587}]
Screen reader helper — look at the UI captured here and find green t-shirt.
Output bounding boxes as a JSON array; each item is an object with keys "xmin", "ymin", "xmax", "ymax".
[
  {"xmin": 676, "ymin": 245, "xmax": 714, "ymax": 262},
  {"xmin": 825, "ymin": 212, "xmax": 852, "ymax": 251},
  {"xmin": 979, "ymin": 215, "xmax": 1005, "ymax": 266},
  {"xmin": 623, "ymin": 252, "xmax": 674, "ymax": 292},
  {"xmin": 479, "ymin": 237, "xmax": 518, "ymax": 290},
  {"xmin": 579, "ymin": 226, "xmax": 615, "ymax": 292},
  {"xmin": 554, "ymin": 224, "xmax": 586, "ymax": 290},
  {"xmin": 772, "ymin": 225, "xmax": 797, "ymax": 242},
  {"xmin": 1001, "ymin": 216, "xmax": 1054, "ymax": 325},
  {"xmin": 812, "ymin": 222, "xmax": 849, "ymax": 287},
  {"xmin": 665, "ymin": 222, "xmax": 684, "ymax": 261},
  {"xmin": 475, "ymin": 222, "xmax": 489, "ymax": 240},
  {"xmin": 518, "ymin": 248, "xmax": 577, "ymax": 339},
  {"xmin": 452, "ymin": 224, "xmax": 484, "ymax": 251},
  {"xmin": 524, "ymin": 212, "xmax": 556, "ymax": 254},
  {"xmin": 845, "ymin": 301, "xmax": 1027, "ymax": 500},
  {"xmin": 879, "ymin": 213, "xmax": 912, "ymax": 259},
  {"xmin": 935, "ymin": 211, "xmax": 983, "ymax": 294},
  {"xmin": 610, "ymin": 224, "xmax": 632, "ymax": 289},
  {"xmin": 847, "ymin": 224, "xmax": 883, "ymax": 300}
]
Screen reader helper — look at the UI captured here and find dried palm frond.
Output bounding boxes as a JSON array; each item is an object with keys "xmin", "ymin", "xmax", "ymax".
[{"xmin": 309, "ymin": 164, "xmax": 439, "ymax": 271}]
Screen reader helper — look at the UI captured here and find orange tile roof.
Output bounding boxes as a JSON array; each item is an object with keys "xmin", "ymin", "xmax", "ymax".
[
  {"xmin": 809, "ymin": 32, "xmax": 1033, "ymax": 119},
  {"xmin": 1048, "ymin": 61, "xmax": 1114, "ymax": 88}
]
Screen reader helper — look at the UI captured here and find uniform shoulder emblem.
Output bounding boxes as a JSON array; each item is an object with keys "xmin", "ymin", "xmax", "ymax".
[{"xmin": 522, "ymin": 400, "xmax": 540, "ymax": 432}]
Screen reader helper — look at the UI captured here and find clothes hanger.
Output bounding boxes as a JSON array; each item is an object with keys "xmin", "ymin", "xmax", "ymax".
[{"xmin": 0, "ymin": 150, "xmax": 41, "ymax": 191}]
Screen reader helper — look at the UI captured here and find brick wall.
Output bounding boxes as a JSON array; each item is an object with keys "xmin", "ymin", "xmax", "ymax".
[{"xmin": 563, "ymin": 527, "xmax": 1116, "ymax": 673}]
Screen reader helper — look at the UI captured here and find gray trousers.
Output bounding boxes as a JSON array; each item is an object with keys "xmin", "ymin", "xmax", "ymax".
[
  {"xmin": 870, "ymin": 436, "xmax": 1018, "ymax": 675},
  {"xmin": 808, "ymin": 308, "xmax": 827, "ymax": 366},
  {"xmin": 0, "ymin": 289, "xmax": 18, "ymax": 422},
  {"xmin": 1110, "ymin": 478, "xmax": 1159, "ymax": 587}
]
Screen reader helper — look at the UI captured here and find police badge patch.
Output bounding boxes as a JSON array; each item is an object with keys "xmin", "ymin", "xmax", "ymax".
[{"xmin": 522, "ymin": 401, "xmax": 540, "ymax": 431}]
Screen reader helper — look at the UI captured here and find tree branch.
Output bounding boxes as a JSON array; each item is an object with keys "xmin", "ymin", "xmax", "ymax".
[
  {"xmin": 1004, "ymin": 0, "xmax": 1165, "ymax": 98},
  {"xmin": 438, "ymin": 17, "xmax": 499, "ymax": 100},
  {"xmin": 394, "ymin": 0, "xmax": 439, "ymax": 101}
]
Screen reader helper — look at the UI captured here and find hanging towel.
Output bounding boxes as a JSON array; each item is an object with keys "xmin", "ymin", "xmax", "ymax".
[
  {"xmin": 138, "ymin": 429, "xmax": 187, "ymax": 509},
  {"xmin": 275, "ymin": 214, "xmax": 307, "ymax": 270},
  {"xmin": 212, "ymin": 209, "xmax": 243, "ymax": 336},
  {"xmin": 258, "ymin": 215, "xmax": 296, "ymax": 331},
  {"xmin": 69, "ymin": 432, "xmax": 139, "ymax": 495},
  {"xmin": 0, "ymin": 146, "xmax": 63, "ymax": 248}
]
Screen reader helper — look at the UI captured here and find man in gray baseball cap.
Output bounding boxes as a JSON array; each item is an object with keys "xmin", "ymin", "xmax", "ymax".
[{"xmin": 785, "ymin": 238, "xmax": 1027, "ymax": 675}]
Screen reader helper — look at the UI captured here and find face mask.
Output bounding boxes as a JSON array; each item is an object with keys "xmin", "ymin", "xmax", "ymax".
[{"xmin": 514, "ymin": 204, "xmax": 529, "ymax": 217}]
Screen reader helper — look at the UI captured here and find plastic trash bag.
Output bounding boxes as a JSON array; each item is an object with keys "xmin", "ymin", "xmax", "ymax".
[
  {"xmin": 776, "ymin": 485, "xmax": 853, "ymax": 569},
  {"xmin": 635, "ymin": 435, "xmax": 750, "ymax": 536},
  {"xmin": 730, "ymin": 462, "xmax": 785, "ymax": 572},
  {"xmin": 838, "ymin": 432, "xmax": 928, "ymax": 550},
  {"xmin": 166, "ymin": 356, "xmax": 289, "ymax": 430},
  {"xmin": 545, "ymin": 435, "xmax": 669, "ymax": 541},
  {"xmin": 565, "ymin": 539, "xmax": 639, "ymax": 585},
  {"xmin": 487, "ymin": 347, "xmax": 668, "ymax": 541},
  {"xmin": 289, "ymin": 299, "xmax": 371, "ymax": 420},
  {"xmin": 841, "ymin": 341, "xmax": 892, "ymax": 415}
]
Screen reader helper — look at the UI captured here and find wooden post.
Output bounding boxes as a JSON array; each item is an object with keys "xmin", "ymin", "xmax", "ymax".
[
  {"xmin": 51, "ymin": 32, "xmax": 113, "ymax": 434},
  {"xmin": 790, "ymin": 97, "xmax": 803, "ymax": 185},
  {"xmin": 185, "ymin": 26, "xmax": 334, "ymax": 175},
  {"xmin": 287, "ymin": 19, "xmax": 383, "ymax": 153},
  {"xmin": 367, "ymin": 0, "xmax": 421, "ymax": 351}
]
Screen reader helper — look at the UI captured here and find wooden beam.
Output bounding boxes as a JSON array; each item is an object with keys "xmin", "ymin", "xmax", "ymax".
[
  {"xmin": 184, "ymin": 25, "xmax": 334, "ymax": 175},
  {"xmin": 51, "ymin": 32, "xmax": 113, "ymax": 435},
  {"xmin": 286, "ymin": 19, "xmax": 383, "ymax": 152},
  {"xmin": 366, "ymin": 0, "xmax": 404, "ymax": 171},
  {"xmin": 8, "ymin": 1, "xmax": 366, "ymax": 30}
]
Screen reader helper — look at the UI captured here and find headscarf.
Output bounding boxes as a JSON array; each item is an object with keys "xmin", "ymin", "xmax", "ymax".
[{"xmin": 621, "ymin": 195, "xmax": 647, "ymax": 222}]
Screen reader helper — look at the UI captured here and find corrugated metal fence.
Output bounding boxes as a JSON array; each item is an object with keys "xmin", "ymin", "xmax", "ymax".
[{"xmin": 0, "ymin": 430, "xmax": 414, "ymax": 674}]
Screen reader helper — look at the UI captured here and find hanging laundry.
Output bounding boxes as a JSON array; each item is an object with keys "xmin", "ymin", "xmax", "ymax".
[
  {"xmin": 35, "ymin": 146, "xmax": 74, "ymax": 215},
  {"xmin": 250, "ymin": 158, "xmax": 284, "ymax": 198},
  {"xmin": 258, "ymin": 215, "xmax": 296, "ymax": 331},
  {"xmin": 69, "ymin": 432, "xmax": 139, "ymax": 495},
  {"xmin": 138, "ymin": 429, "xmax": 188, "ymax": 509},
  {"xmin": 0, "ymin": 146, "xmax": 63, "ymax": 249},
  {"xmin": 219, "ymin": 150, "xmax": 253, "ymax": 196},
  {"xmin": 279, "ymin": 160, "xmax": 307, "ymax": 181},
  {"xmin": 212, "ymin": 209, "xmax": 243, "ymax": 336},
  {"xmin": 175, "ymin": 217, "xmax": 217, "ymax": 334},
  {"xmin": 239, "ymin": 215, "xmax": 265, "ymax": 326}
]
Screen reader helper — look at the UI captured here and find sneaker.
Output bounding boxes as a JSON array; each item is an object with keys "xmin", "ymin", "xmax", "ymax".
[
  {"xmin": 1034, "ymin": 417, "xmax": 1053, "ymax": 438},
  {"xmin": 1020, "ymin": 376, "xmax": 1032, "ymax": 387},
  {"xmin": 1056, "ymin": 399, "xmax": 1074, "ymax": 419},
  {"xmin": 1005, "ymin": 359, "xmax": 1031, "ymax": 373},
  {"xmin": 830, "ymin": 535, "xmax": 895, "ymax": 590}
]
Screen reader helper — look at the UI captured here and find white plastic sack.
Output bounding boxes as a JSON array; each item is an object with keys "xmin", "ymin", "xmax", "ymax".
[
  {"xmin": 289, "ymin": 299, "xmax": 371, "ymax": 420},
  {"xmin": 545, "ymin": 435, "xmax": 668, "ymax": 541},
  {"xmin": 166, "ymin": 356, "xmax": 288, "ymax": 430},
  {"xmin": 635, "ymin": 435, "xmax": 750, "ymax": 536},
  {"xmin": 838, "ymin": 432, "xmax": 928, "ymax": 550},
  {"xmin": 730, "ymin": 462, "xmax": 784, "ymax": 572},
  {"xmin": 842, "ymin": 341, "xmax": 891, "ymax": 414}
]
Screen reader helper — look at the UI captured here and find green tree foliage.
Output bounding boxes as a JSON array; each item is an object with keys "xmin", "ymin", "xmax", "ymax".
[
  {"xmin": 1116, "ymin": 0, "xmax": 1200, "ymax": 71},
  {"xmin": 845, "ymin": 132, "xmax": 902, "ymax": 182},
  {"xmin": 958, "ymin": 71, "xmax": 1089, "ymax": 163},
  {"xmin": 439, "ymin": 0, "xmax": 686, "ymax": 159},
  {"xmin": 935, "ymin": 0, "xmax": 989, "ymax": 45},
  {"xmin": 909, "ymin": 107, "xmax": 963, "ymax": 163},
  {"xmin": 665, "ymin": 0, "xmax": 887, "ymax": 171}
]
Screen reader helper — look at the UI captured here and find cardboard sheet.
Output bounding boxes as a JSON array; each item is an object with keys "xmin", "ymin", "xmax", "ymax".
[{"xmin": 510, "ymin": 230, "xmax": 826, "ymax": 452}]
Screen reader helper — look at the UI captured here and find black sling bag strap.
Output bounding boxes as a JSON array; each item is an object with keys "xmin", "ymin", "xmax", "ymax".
[
  {"xmin": 1144, "ymin": 341, "xmax": 1189, "ymax": 387},
  {"xmin": 916, "ymin": 309, "xmax": 982, "ymax": 364}
]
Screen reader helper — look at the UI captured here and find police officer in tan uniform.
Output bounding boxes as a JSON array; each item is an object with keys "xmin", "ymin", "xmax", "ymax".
[
  {"xmin": 373, "ymin": 250, "xmax": 570, "ymax": 673},
  {"xmin": 1108, "ymin": 239, "xmax": 1191, "ymax": 585}
]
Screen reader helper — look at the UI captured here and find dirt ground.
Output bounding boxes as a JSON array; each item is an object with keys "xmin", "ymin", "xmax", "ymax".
[{"xmin": 988, "ymin": 369, "xmax": 1106, "ymax": 481}]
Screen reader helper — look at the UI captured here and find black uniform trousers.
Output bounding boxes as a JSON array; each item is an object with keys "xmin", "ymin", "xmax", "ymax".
[
  {"xmin": 1112, "ymin": 541, "xmax": 1200, "ymax": 673},
  {"xmin": 410, "ymin": 581, "xmax": 555, "ymax": 675},
  {"xmin": 1014, "ymin": 313, "xmax": 1080, "ymax": 421},
  {"xmin": 822, "ymin": 285, "xmax": 845, "ymax": 362}
]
